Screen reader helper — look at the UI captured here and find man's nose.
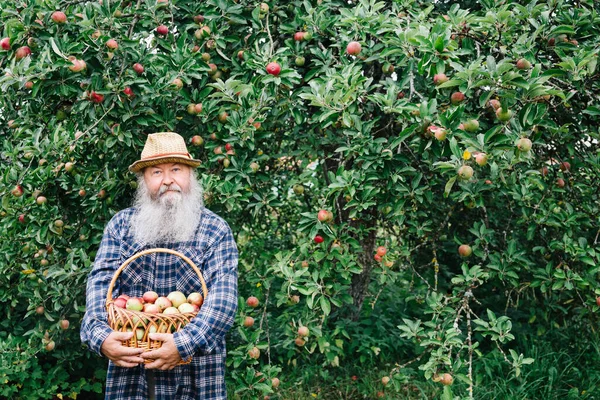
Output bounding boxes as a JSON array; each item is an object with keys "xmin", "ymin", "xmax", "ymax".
[{"xmin": 162, "ymin": 171, "xmax": 173, "ymax": 185}]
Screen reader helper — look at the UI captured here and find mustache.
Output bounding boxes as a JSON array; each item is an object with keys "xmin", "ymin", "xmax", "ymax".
[{"xmin": 158, "ymin": 184, "xmax": 182, "ymax": 195}]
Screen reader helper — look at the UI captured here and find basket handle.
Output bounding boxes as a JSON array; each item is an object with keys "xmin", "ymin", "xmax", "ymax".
[{"xmin": 106, "ymin": 248, "xmax": 208, "ymax": 304}]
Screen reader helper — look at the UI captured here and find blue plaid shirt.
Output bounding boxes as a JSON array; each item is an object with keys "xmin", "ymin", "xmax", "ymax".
[{"xmin": 80, "ymin": 207, "xmax": 238, "ymax": 399}]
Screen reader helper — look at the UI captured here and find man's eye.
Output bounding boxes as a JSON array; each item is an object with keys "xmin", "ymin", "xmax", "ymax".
[
  {"xmin": 173, "ymin": 168, "xmax": 180, "ymax": 172},
  {"xmin": 153, "ymin": 170, "xmax": 161, "ymax": 175}
]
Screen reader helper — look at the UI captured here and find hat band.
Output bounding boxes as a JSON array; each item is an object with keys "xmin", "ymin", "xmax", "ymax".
[{"xmin": 141, "ymin": 151, "xmax": 191, "ymax": 160}]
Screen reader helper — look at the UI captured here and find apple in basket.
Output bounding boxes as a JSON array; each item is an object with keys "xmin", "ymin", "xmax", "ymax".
[
  {"xmin": 144, "ymin": 303, "xmax": 161, "ymax": 313},
  {"xmin": 167, "ymin": 291, "xmax": 187, "ymax": 308},
  {"xmin": 155, "ymin": 296, "xmax": 172, "ymax": 311},
  {"xmin": 126, "ymin": 298, "xmax": 144, "ymax": 311},
  {"xmin": 178, "ymin": 303, "xmax": 196, "ymax": 313},
  {"xmin": 187, "ymin": 292, "xmax": 204, "ymax": 307},
  {"xmin": 136, "ymin": 328, "xmax": 145, "ymax": 340},
  {"xmin": 114, "ymin": 297, "xmax": 127, "ymax": 308},
  {"xmin": 143, "ymin": 291, "xmax": 159, "ymax": 304},
  {"xmin": 163, "ymin": 306, "xmax": 179, "ymax": 315}
]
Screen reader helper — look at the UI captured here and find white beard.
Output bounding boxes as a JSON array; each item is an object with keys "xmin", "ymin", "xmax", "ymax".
[{"xmin": 130, "ymin": 170, "xmax": 204, "ymax": 245}]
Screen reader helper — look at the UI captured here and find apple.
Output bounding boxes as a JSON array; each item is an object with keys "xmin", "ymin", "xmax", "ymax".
[
  {"xmin": 440, "ymin": 373, "xmax": 453, "ymax": 386},
  {"xmin": 51, "ymin": 11, "xmax": 67, "ymax": 23},
  {"xmin": 197, "ymin": 26, "xmax": 211, "ymax": 38},
  {"xmin": 106, "ymin": 39, "xmax": 118, "ymax": 50},
  {"xmin": 246, "ymin": 296, "xmax": 259, "ymax": 308},
  {"xmin": 248, "ymin": 346, "xmax": 260, "ymax": 359},
  {"xmin": 155, "ymin": 296, "xmax": 172, "ymax": 311},
  {"xmin": 126, "ymin": 298, "xmax": 144, "ymax": 311},
  {"xmin": 11, "ymin": 185, "xmax": 24, "ymax": 197},
  {"xmin": 135, "ymin": 328, "xmax": 145, "ymax": 340},
  {"xmin": 163, "ymin": 306, "xmax": 179, "ymax": 315},
  {"xmin": 303, "ymin": 32, "xmax": 313, "ymax": 41},
  {"xmin": 18, "ymin": 214, "xmax": 26, "ymax": 224},
  {"xmin": 382, "ymin": 376, "xmax": 390, "ymax": 385},
  {"xmin": 298, "ymin": 326, "xmax": 309, "ymax": 337},
  {"xmin": 376, "ymin": 391, "xmax": 384, "ymax": 398},
  {"xmin": 462, "ymin": 119, "xmax": 479, "ymax": 132},
  {"xmin": 596, "ymin": 297, "xmax": 600, "ymax": 307},
  {"xmin": 374, "ymin": 254, "xmax": 382, "ymax": 262},
  {"xmin": 167, "ymin": 291, "xmax": 187, "ymax": 308},
  {"xmin": 237, "ymin": 50, "xmax": 244, "ymax": 60},
  {"xmin": 90, "ymin": 91, "xmax": 104, "ymax": 103},
  {"xmin": 243, "ymin": 316, "xmax": 255, "ymax": 328},
  {"xmin": 36, "ymin": 306, "xmax": 45, "ymax": 315},
  {"xmin": 194, "ymin": 15, "xmax": 205, "ymax": 23},
  {"xmin": 144, "ymin": 303, "xmax": 160, "ymax": 313},
  {"xmin": 123, "ymin": 87, "xmax": 134, "ymax": 97},
  {"xmin": 54, "ymin": 219, "xmax": 64, "ymax": 228},
  {"xmin": 15, "ymin": 46, "xmax": 32, "ymax": 60},
  {"xmin": 457, "ymin": 165, "xmax": 474, "ymax": 180},
  {"xmin": 293, "ymin": 185, "xmax": 304, "ymax": 195},
  {"xmin": 294, "ymin": 32, "xmax": 305, "ymax": 41},
  {"xmin": 142, "ymin": 291, "xmax": 159, "ymax": 304},
  {"xmin": 178, "ymin": 303, "xmax": 196, "ymax": 313},
  {"xmin": 0, "ymin": 37, "xmax": 10, "ymax": 50},
  {"xmin": 433, "ymin": 73, "xmax": 448, "ymax": 85},
  {"xmin": 496, "ymin": 107, "xmax": 512, "ymax": 122},
  {"xmin": 133, "ymin": 63, "xmax": 144, "ymax": 74},
  {"xmin": 171, "ymin": 78, "xmax": 183, "ymax": 89},
  {"xmin": 187, "ymin": 103, "xmax": 197, "ymax": 115},
  {"xmin": 346, "ymin": 41, "xmax": 361, "ymax": 55},
  {"xmin": 157, "ymin": 25, "xmax": 169, "ymax": 35},
  {"xmin": 250, "ymin": 162, "xmax": 260, "ymax": 172},
  {"xmin": 376, "ymin": 246, "xmax": 387, "ymax": 257},
  {"xmin": 259, "ymin": 3, "xmax": 269, "ymax": 14},
  {"xmin": 540, "ymin": 166, "xmax": 549, "ymax": 177},
  {"xmin": 36, "ymin": 196, "xmax": 47, "ymax": 205},
  {"xmin": 208, "ymin": 63, "xmax": 218, "ymax": 75},
  {"xmin": 60, "ymin": 319, "xmax": 70, "ymax": 330},
  {"xmin": 458, "ymin": 244, "xmax": 472, "ymax": 257},
  {"xmin": 191, "ymin": 136, "xmax": 204, "ymax": 146},
  {"xmin": 559, "ymin": 161, "xmax": 571, "ymax": 172},
  {"xmin": 556, "ymin": 178, "xmax": 565, "ymax": 188},
  {"xmin": 45, "ymin": 340, "xmax": 56, "ymax": 351},
  {"xmin": 194, "ymin": 103, "xmax": 203, "ymax": 113},
  {"xmin": 318, "ymin": 209, "xmax": 330, "ymax": 222},
  {"xmin": 314, "ymin": 235, "xmax": 324, "ymax": 244},
  {"xmin": 114, "ymin": 298, "xmax": 127, "ymax": 308},
  {"xmin": 270, "ymin": 377, "xmax": 280, "ymax": 389},
  {"xmin": 516, "ymin": 58, "xmax": 531, "ymax": 70},
  {"xmin": 382, "ymin": 62, "xmax": 394, "ymax": 74},
  {"xmin": 450, "ymin": 92, "xmax": 465, "ymax": 104},
  {"xmin": 517, "ymin": 138, "xmax": 532, "ymax": 152},
  {"xmin": 488, "ymin": 99, "xmax": 501, "ymax": 110},
  {"xmin": 352, "ymin": 376, "xmax": 358, "ymax": 381},
  {"xmin": 266, "ymin": 62, "xmax": 281, "ymax": 76},
  {"xmin": 301, "ymin": 261, "xmax": 309, "ymax": 268},
  {"xmin": 77, "ymin": 188, "xmax": 86, "ymax": 197},
  {"xmin": 474, "ymin": 152, "xmax": 488, "ymax": 166},
  {"xmin": 295, "ymin": 56, "xmax": 306, "ymax": 67},
  {"xmin": 295, "ymin": 337, "xmax": 305, "ymax": 346},
  {"xmin": 187, "ymin": 292, "xmax": 204, "ymax": 307},
  {"xmin": 68, "ymin": 58, "xmax": 86, "ymax": 72},
  {"xmin": 218, "ymin": 111, "xmax": 228, "ymax": 123}
]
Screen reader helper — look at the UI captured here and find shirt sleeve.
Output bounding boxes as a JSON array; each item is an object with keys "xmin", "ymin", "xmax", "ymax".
[
  {"xmin": 80, "ymin": 216, "xmax": 122, "ymax": 357},
  {"xmin": 173, "ymin": 223, "xmax": 239, "ymax": 360}
]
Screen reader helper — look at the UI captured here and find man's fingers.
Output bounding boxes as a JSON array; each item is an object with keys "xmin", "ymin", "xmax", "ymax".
[
  {"xmin": 111, "ymin": 331, "xmax": 135, "ymax": 341},
  {"xmin": 148, "ymin": 333, "xmax": 171, "ymax": 341}
]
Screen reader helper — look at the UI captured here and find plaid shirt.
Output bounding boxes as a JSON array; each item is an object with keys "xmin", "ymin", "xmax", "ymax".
[{"xmin": 80, "ymin": 207, "xmax": 238, "ymax": 400}]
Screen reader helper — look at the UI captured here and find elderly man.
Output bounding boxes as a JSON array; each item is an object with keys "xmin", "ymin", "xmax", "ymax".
[{"xmin": 81, "ymin": 132, "xmax": 238, "ymax": 399}]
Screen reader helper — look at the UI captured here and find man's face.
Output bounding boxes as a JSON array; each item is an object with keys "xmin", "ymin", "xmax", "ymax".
[{"xmin": 143, "ymin": 163, "xmax": 191, "ymax": 204}]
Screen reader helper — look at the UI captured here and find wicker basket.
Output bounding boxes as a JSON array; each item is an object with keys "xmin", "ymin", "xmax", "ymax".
[{"xmin": 105, "ymin": 248, "xmax": 208, "ymax": 364}]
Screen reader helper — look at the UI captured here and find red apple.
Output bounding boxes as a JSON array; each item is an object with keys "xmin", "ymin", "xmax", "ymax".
[
  {"xmin": 11, "ymin": 185, "xmax": 24, "ymax": 197},
  {"xmin": 123, "ymin": 87, "xmax": 134, "ymax": 97},
  {"xmin": 247, "ymin": 296, "xmax": 259, "ymax": 308},
  {"xmin": 191, "ymin": 135, "xmax": 204, "ymax": 146},
  {"xmin": 317, "ymin": 209, "xmax": 330, "ymax": 222},
  {"xmin": 294, "ymin": 32, "xmax": 305, "ymax": 41},
  {"xmin": 106, "ymin": 39, "xmax": 118, "ymax": 50},
  {"xmin": 559, "ymin": 161, "xmax": 571, "ymax": 172},
  {"xmin": 488, "ymin": 99, "xmax": 501, "ymax": 110},
  {"xmin": 382, "ymin": 376, "xmax": 390, "ymax": 385},
  {"xmin": 243, "ymin": 316, "xmax": 255, "ymax": 328},
  {"xmin": 374, "ymin": 254, "xmax": 382, "ymax": 262},
  {"xmin": 187, "ymin": 292, "xmax": 204, "ymax": 307},
  {"xmin": 18, "ymin": 214, "xmax": 26, "ymax": 224},
  {"xmin": 36, "ymin": 305, "xmax": 45, "ymax": 315},
  {"xmin": 556, "ymin": 178, "xmax": 565, "ymax": 188},
  {"xmin": 596, "ymin": 297, "xmax": 600, "ymax": 307},
  {"xmin": 218, "ymin": 111, "xmax": 228, "ymax": 123},
  {"xmin": 15, "ymin": 46, "xmax": 32, "ymax": 60},
  {"xmin": 516, "ymin": 58, "xmax": 531, "ymax": 70},
  {"xmin": 51, "ymin": 11, "xmax": 67, "ymax": 23},
  {"xmin": 346, "ymin": 41, "xmax": 361, "ymax": 55},
  {"xmin": 194, "ymin": 103, "xmax": 203, "ymax": 113},
  {"xmin": 36, "ymin": 196, "xmax": 47, "ymax": 205},
  {"xmin": 463, "ymin": 119, "xmax": 479, "ymax": 132},
  {"xmin": 248, "ymin": 346, "xmax": 260, "ymax": 359},
  {"xmin": 45, "ymin": 340, "xmax": 56, "ymax": 351},
  {"xmin": 133, "ymin": 63, "xmax": 144, "ymax": 74},
  {"xmin": 271, "ymin": 377, "xmax": 280, "ymax": 388},
  {"xmin": 266, "ymin": 62, "xmax": 281, "ymax": 76},
  {"xmin": 376, "ymin": 246, "xmax": 387, "ymax": 257},
  {"xmin": 298, "ymin": 326, "xmax": 309, "ymax": 337},
  {"xmin": 171, "ymin": 78, "xmax": 183, "ymax": 89},
  {"xmin": 90, "ymin": 91, "xmax": 104, "ymax": 103},
  {"xmin": 450, "ymin": 91, "xmax": 465, "ymax": 105},
  {"xmin": 156, "ymin": 25, "xmax": 169, "ymax": 35},
  {"xmin": 60, "ymin": 319, "xmax": 70, "ymax": 330},
  {"xmin": 23, "ymin": 80, "xmax": 33, "ymax": 89},
  {"xmin": 194, "ymin": 15, "xmax": 205, "ymax": 23},
  {"xmin": 0, "ymin": 37, "xmax": 10, "ymax": 50},
  {"xmin": 458, "ymin": 244, "xmax": 472, "ymax": 257},
  {"xmin": 314, "ymin": 235, "xmax": 324, "ymax": 244},
  {"xmin": 144, "ymin": 303, "xmax": 160, "ymax": 313},
  {"xmin": 295, "ymin": 337, "xmax": 305, "ymax": 346},
  {"xmin": 114, "ymin": 298, "xmax": 127, "ymax": 308},
  {"xmin": 142, "ymin": 291, "xmax": 159, "ymax": 304},
  {"xmin": 440, "ymin": 373, "xmax": 453, "ymax": 386},
  {"xmin": 433, "ymin": 73, "xmax": 448, "ymax": 85}
]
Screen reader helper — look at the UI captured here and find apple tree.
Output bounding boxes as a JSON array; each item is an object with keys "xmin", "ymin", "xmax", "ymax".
[{"xmin": 1, "ymin": 0, "xmax": 599, "ymax": 398}]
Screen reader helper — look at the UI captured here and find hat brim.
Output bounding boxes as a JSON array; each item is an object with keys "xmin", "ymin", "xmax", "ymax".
[{"xmin": 128, "ymin": 156, "xmax": 201, "ymax": 173}]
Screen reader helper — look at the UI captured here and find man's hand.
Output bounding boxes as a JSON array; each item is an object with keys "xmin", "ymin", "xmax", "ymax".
[
  {"xmin": 141, "ymin": 333, "xmax": 183, "ymax": 370},
  {"xmin": 101, "ymin": 331, "xmax": 145, "ymax": 367}
]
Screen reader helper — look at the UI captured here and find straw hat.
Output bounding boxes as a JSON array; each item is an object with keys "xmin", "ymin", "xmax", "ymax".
[{"xmin": 128, "ymin": 132, "xmax": 201, "ymax": 173}]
